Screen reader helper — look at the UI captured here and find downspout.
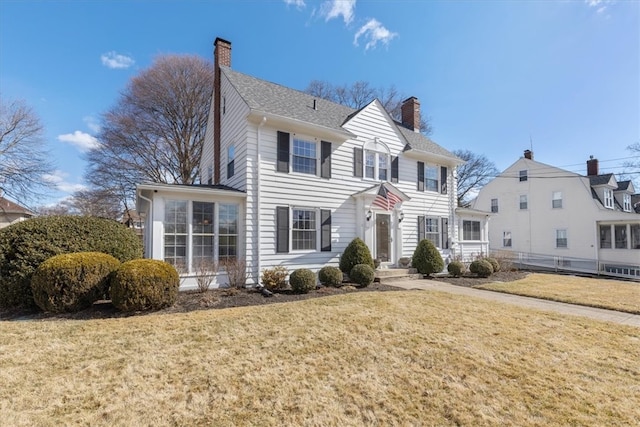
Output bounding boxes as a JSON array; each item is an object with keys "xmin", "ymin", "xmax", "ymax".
[
  {"xmin": 138, "ymin": 192, "xmax": 153, "ymax": 259},
  {"xmin": 256, "ymin": 116, "xmax": 267, "ymax": 283}
]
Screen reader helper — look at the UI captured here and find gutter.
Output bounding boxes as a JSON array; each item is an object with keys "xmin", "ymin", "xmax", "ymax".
[{"xmin": 256, "ymin": 116, "xmax": 267, "ymax": 283}]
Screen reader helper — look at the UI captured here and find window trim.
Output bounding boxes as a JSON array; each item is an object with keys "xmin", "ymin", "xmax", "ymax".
[
  {"xmin": 519, "ymin": 170, "xmax": 528, "ymax": 182},
  {"xmin": 276, "ymin": 206, "xmax": 332, "ymax": 254},
  {"xmin": 552, "ymin": 191, "xmax": 562, "ymax": 209},
  {"xmin": 491, "ymin": 198, "xmax": 499, "ymax": 213},
  {"xmin": 603, "ymin": 189, "xmax": 614, "ymax": 209},
  {"xmin": 615, "ymin": 224, "xmax": 627, "ymax": 249},
  {"xmin": 556, "ymin": 229, "xmax": 568, "ymax": 249},
  {"xmin": 519, "ymin": 194, "xmax": 528, "ymax": 210},
  {"xmin": 503, "ymin": 231, "xmax": 512, "ymax": 248},
  {"xmin": 623, "ymin": 194, "xmax": 632, "ymax": 212},
  {"xmin": 362, "ymin": 149, "xmax": 390, "ymax": 182},
  {"xmin": 462, "ymin": 220, "xmax": 481, "ymax": 241}
]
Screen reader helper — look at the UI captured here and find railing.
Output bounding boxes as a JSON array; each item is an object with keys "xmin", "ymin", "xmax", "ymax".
[{"xmin": 495, "ymin": 251, "xmax": 640, "ymax": 281}]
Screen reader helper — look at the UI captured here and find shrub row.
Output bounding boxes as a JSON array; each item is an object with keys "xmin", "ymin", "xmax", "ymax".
[{"xmin": 29, "ymin": 253, "xmax": 179, "ymax": 313}]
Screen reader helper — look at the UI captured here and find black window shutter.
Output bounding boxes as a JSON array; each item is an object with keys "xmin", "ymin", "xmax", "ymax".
[
  {"xmin": 417, "ymin": 162, "xmax": 425, "ymax": 191},
  {"xmin": 440, "ymin": 166, "xmax": 448, "ymax": 194},
  {"xmin": 353, "ymin": 147, "xmax": 363, "ymax": 177},
  {"xmin": 276, "ymin": 206, "xmax": 289, "ymax": 253},
  {"xmin": 441, "ymin": 217, "xmax": 449, "ymax": 249},
  {"xmin": 277, "ymin": 131, "xmax": 290, "ymax": 173},
  {"xmin": 321, "ymin": 141, "xmax": 332, "ymax": 179},
  {"xmin": 391, "ymin": 156, "xmax": 398, "ymax": 183},
  {"xmin": 321, "ymin": 209, "xmax": 331, "ymax": 252},
  {"xmin": 417, "ymin": 216, "xmax": 425, "ymax": 241}
]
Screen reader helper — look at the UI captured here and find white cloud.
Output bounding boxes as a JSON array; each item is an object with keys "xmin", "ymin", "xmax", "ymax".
[
  {"xmin": 101, "ymin": 51, "xmax": 135, "ymax": 69},
  {"xmin": 57, "ymin": 130, "xmax": 100, "ymax": 152},
  {"xmin": 585, "ymin": 0, "xmax": 614, "ymax": 13},
  {"xmin": 83, "ymin": 116, "xmax": 101, "ymax": 133},
  {"xmin": 43, "ymin": 171, "xmax": 87, "ymax": 193},
  {"xmin": 321, "ymin": 0, "xmax": 356, "ymax": 25},
  {"xmin": 353, "ymin": 18, "xmax": 397, "ymax": 50},
  {"xmin": 283, "ymin": 0, "xmax": 305, "ymax": 7}
]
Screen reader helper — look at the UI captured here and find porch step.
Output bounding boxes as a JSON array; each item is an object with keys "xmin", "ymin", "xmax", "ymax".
[{"xmin": 375, "ymin": 268, "xmax": 423, "ymax": 284}]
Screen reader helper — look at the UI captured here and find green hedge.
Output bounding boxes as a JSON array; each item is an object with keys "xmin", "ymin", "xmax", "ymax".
[
  {"xmin": 110, "ymin": 259, "xmax": 179, "ymax": 312},
  {"xmin": 340, "ymin": 238, "xmax": 375, "ymax": 274},
  {"xmin": 31, "ymin": 252, "xmax": 120, "ymax": 313},
  {"xmin": 349, "ymin": 264, "xmax": 375, "ymax": 287},
  {"xmin": 289, "ymin": 269, "xmax": 316, "ymax": 294},
  {"xmin": 0, "ymin": 216, "xmax": 143, "ymax": 309},
  {"xmin": 318, "ymin": 266, "xmax": 343, "ymax": 287},
  {"xmin": 411, "ymin": 239, "xmax": 444, "ymax": 276}
]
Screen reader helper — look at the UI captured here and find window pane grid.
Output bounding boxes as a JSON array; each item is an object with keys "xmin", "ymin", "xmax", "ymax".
[
  {"xmin": 164, "ymin": 200, "xmax": 188, "ymax": 267},
  {"xmin": 292, "ymin": 139, "xmax": 317, "ymax": 175},
  {"xmin": 463, "ymin": 220, "xmax": 481, "ymax": 240},
  {"xmin": 425, "ymin": 217, "xmax": 440, "ymax": 248},
  {"xmin": 293, "ymin": 209, "xmax": 317, "ymax": 250},
  {"xmin": 219, "ymin": 204, "xmax": 239, "ymax": 260},
  {"xmin": 556, "ymin": 229, "xmax": 567, "ymax": 248},
  {"xmin": 503, "ymin": 231, "xmax": 512, "ymax": 247},
  {"xmin": 425, "ymin": 166, "xmax": 438, "ymax": 192}
]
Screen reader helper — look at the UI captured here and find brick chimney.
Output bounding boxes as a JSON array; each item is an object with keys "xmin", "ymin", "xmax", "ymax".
[
  {"xmin": 587, "ymin": 155, "xmax": 599, "ymax": 176},
  {"xmin": 214, "ymin": 37, "xmax": 232, "ymax": 184},
  {"xmin": 401, "ymin": 97, "xmax": 420, "ymax": 133},
  {"xmin": 524, "ymin": 149, "xmax": 533, "ymax": 160}
]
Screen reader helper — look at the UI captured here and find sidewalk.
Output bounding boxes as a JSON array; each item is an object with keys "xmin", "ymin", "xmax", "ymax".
[{"xmin": 390, "ymin": 279, "xmax": 640, "ymax": 328}]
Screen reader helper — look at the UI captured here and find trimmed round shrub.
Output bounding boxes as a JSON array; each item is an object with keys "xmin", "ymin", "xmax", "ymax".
[
  {"xmin": 0, "ymin": 216, "xmax": 143, "ymax": 309},
  {"xmin": 31, "ymin": 252, "xmax": 120, "ymax": 313},
  {"xmin": 261, "ymin": 266, "xmax": 288, "ymax": 291},
  {"xmin": 110, "ymin": 259, "xmax": 179, "ymax": 312},
  {"xmin": 349, "ymin": 264, "xmax": 375, "ymax": 287},
  {"xmin": 339, "ymin": 237, "xmax": 375, "ymax": 274},
  {"xmin": 447, "ymin": 261, "xmax": 466, "ymax": 278},
  {"xmin": 289, "ymin": 269, "xmax": 316, "ymax": 294},
  {"xmin": 469, "ymin": 259, "xmax": 494, "ymax": 278},
  {"xmin": 318, "ymin": 266, "xmax": 343, "ymax": 287},
  {"xmin": 411, "ymin": 239, "xmax": 444, "ymax": 276},
  {"xmin": 485, "ymin": 257, "xmax": 500, "ymax": 273}
]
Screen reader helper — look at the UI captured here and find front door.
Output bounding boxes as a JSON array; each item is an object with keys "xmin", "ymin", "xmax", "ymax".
[{"xmin": 375, "ymin": 213, "xmax": 391, "ymax": 262}]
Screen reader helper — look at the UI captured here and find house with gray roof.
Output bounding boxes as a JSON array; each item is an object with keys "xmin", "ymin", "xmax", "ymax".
[
  {"xmin": 137, "ymin": 37, "xmax": 488, "ymax": 288},
  {"xmin": 472, "ymin": 151, "xmax": 640, "ymax": 279},
  {"xmin": 0, "ymin": 195, "xmax": 34, "ymax": 229}
]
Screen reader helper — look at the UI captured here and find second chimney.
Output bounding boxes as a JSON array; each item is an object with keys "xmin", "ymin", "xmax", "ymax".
[
  {"xmin": 401, "ymin": 97, "xmax": 420, "ymax": 133},
  {"xmin": 587, "ymin": 156, "xmax": 599, "ymax": 176},
  {"xmin": 524, "ymin": 149, "xmax": 533, "ymax": 160}
]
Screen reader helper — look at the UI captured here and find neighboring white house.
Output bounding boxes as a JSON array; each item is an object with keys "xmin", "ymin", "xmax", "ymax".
[
  {"xmin": 137, "ymin": 37, "xmax": 490, "ymax": 289},
  {"xmin": 0, "ymin": 195, "xmax": 34, "ymax": 229},
  {"xmin": 472, "ymin": 150, "xmax": 640, "ymax": 278}
]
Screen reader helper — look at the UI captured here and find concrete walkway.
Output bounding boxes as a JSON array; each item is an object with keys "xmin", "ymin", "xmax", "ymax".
[{"xmin": 390, "ymin": 279, "xmax": 640, "ymax": 328}]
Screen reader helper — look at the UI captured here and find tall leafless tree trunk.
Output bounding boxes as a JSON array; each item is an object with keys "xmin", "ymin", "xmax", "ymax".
[
  {"xmin": 0, "ymin": 98, "xmax": 53, "ymax": 205},
  {"xmin": 86, "ymin": 55, "xmax": 214, "ymax": 209}
]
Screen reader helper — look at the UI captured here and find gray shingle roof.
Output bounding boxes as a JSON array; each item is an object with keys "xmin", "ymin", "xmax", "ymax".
[
  {"xmin": 589, "ymin": 173, "xmax": 614, "ymax": 186},
  {"xmin": 616, "ymin": 180, "xmax": 631, "ymax": 191},
  {"xmin": 222, "ymin": 66, "xmax": 460, "ymax": 161},
  {"xmin": 0, "ymin": 196, "xmax": 33, "ymax": 215}
]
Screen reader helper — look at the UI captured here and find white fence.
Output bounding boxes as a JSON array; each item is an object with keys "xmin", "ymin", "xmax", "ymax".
[{"xmin": 497, "ymin": 251, "xmax": 640, "ymax": 281}]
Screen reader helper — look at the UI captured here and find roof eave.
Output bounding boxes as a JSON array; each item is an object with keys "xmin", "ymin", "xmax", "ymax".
[
  {"xmin": 402, "ymin": 147, "xmax": 465, "ymax": 166},
  {"xmin": 248, "ymin": 110, "xmax": 355, "ymax": 142},
  {"xmin": 136, "ymin": 182, "xmax": 247, "ymax": 198}
]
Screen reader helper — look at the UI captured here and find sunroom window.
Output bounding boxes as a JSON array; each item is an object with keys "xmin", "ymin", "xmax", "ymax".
[{"xmin": 462, "ymin": 220, "xmax": 481, "ymax": 240}]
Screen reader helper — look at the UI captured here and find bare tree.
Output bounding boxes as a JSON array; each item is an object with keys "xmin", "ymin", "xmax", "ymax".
[
  {"xmin": 0, "ymin": 98, "xmax": 53, "ymax": 204},
  {"xmin": 85, "ymin": 55, "xmax": 215, "ymax": 208},
  {"xmin": 453, "ymin": 149, "xmax": 499, "ymax": 207},
  {"xmin": 305, "ymin": 80, "xmax": 433, "ymax": 135},
  {"xmin": 36, "ymin": 188, "xmax": 122, "ymax": 219},
  {"xmin": 623, "ymin": 142, "xmax": 640, "ymax": 187}
]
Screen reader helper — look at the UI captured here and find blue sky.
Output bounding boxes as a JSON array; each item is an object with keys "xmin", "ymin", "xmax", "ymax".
[{"xmin": 1, "ymin": 0, "xmax": 638, "ymax": 206}]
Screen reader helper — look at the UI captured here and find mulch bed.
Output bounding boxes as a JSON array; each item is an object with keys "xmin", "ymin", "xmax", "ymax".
[{"xmin": 0, "ymin": 271, "xmax": 528, "ymax": 322}]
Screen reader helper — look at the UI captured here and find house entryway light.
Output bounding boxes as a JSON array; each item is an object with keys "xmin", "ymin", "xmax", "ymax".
[
  {"xmin": 398, "ymin": 211, "xmax": 404, "ymax": 223},
  {"xmin": 366, "ymin": 210, "xmax": 372, "ymax": 221}
]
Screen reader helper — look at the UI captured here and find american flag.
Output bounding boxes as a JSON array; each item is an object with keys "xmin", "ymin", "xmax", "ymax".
[{"xmin": 372, "ymin": 185, "xmax": 402, "ymax": 211}]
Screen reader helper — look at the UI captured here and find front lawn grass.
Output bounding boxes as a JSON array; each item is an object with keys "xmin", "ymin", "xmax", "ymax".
[
  {"xmin": 1, "ymin": 290, "xmax": 639, "ymax": 426},
  {"xmin": 476, "ymin": 273, "xmax": 640, "ymax": 314}
]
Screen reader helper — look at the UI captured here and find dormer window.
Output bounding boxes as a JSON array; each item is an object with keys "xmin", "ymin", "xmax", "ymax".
[
  {"xmin": 603, "ymin": 189, "xmax": 614, "ymax": 209},
  {"xmin": 623, "ymin": 194, "xmax": 632, "ymax": 212}
]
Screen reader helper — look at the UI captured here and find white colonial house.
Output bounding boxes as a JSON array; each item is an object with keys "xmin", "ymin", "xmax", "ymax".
[
  {"xmin": 472, "ymin": 150, "xmax": 640, "ymax": 278},
  {"xmin": 137, "ymin": 37, "xmax": 490, "ymax": 289}
]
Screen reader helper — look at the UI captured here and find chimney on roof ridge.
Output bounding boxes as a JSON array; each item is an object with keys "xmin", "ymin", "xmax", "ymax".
[
  {"xmin": 401, "ymin": 96, "xmax": 420, "ymax": 133},
  {"xmin": 213, "ymin": 37, "xmax": 231, "ymax": 184},
  {"xmin": 587, "ymin": 155, "xmax": 599, "ymax": 176},
  {"xmin": 524, "ymin": 149, "xmax": 533, "ymax": 160}
]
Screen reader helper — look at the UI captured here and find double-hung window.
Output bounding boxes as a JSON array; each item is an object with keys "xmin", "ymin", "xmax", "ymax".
[
  {"xmin": 425, "ymin": 217, "xmax": 440, "ymax": 248},
  {"xmin": 425, "ymin": 165, "xmax": 439, "ymax": 192},
  {"xmin": 292, "ymin": 208, "xmax": 317, "ymax": 251},
  {"xmin": 164, "ymin": 200, "xmax": 188, "ymax": 267},
  {"xmin": 603, "ymin": 189, "xmax": 614, "ymax": 209},
  {"xmin": 615, "ymin": 225, "xmax": 627, "ymax": 249},
  {"xmin": 491, "ymin": 198, "xmax": 498, "ymax": 213},
  {"xmin": 552, "ymin": 191, "xmax": 562, "ymax": 209},
  {"xmin": 519, "ymin": 170, "xmax": 528, "ymax": 182},
  {"xmin": 623, "ymin": 194, "xmax": 632, "ymax": 212},
  {"xmin": 292, "ymin": 138, "xmax": 317, "ymax": 175},
  {"xmin": 600, "ymin": 225, "xmax": 612, "ymax": 249},
  {"xmin": 462, "ymin": 220, "xmax": 481, "ymax": 241},
  {"xmin": 364, "ymin": 150, "xmax": 389, "ymax": 181},
  {"xmin": 556, "ymin": 229, "xmax": 568, "ymax": 248},
  {"xmin": 519, "ymin": 195, "xmax": 528, "ymax": 210},
  {"xmin": 503, "ymin": 231, "xmax": 512, "ymax": 247}
]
